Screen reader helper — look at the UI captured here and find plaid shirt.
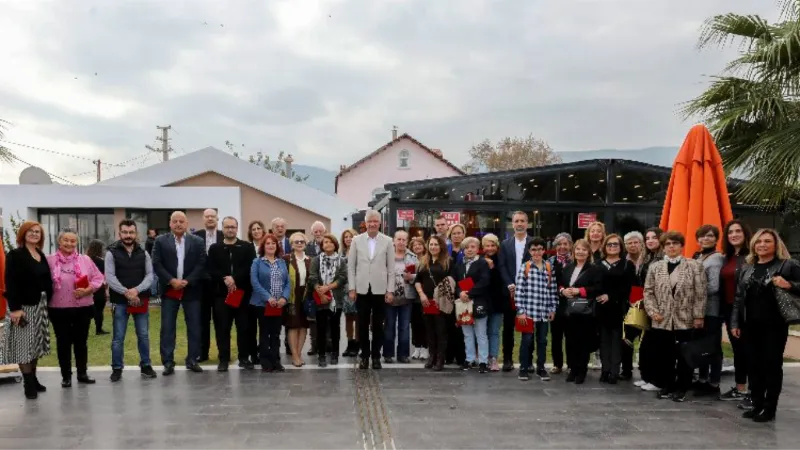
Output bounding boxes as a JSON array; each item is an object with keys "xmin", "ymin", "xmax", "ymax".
[{"xmin": 514, "ymin": 260, "xmax": 558, "ymax": 321}]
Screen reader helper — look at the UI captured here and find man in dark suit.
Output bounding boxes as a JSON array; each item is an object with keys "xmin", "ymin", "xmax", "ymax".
[
  {"xmin": 152, "ymin": 211, "xmax": 207, "ymax": 375},
  {"xmin": 270, "ymin": 217, "xmax": 291, "ymax": 255},
  {"xmin": 498, "ymin": 211, "xmax": 533, "ymax": 372},
  {"xmin": 193, "ymin": 208, "xmax": 225, "ymax": 362}
]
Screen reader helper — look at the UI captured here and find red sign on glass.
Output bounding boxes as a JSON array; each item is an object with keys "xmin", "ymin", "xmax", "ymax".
[
  {"xmin": 441, "ymin": 212, "xmax": 461, "ymax": 226},
  {"xmin": 577, "ymin": 213, "xmax": 597, "ymax": 229},
  {"xmin": 396, "ymin": 210, "xmax": 415, "ymax": 222}
]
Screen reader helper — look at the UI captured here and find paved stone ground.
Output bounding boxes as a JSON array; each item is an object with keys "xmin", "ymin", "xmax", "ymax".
[{"xmin": 0, "ymin": 365, "xmax": 799, "ymax": 449}]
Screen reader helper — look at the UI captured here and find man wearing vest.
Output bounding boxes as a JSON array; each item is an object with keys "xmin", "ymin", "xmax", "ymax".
[
  {"xmin": 106, "ymin": 219, "xmax": 157, "ymax": 382},
  {"xmin": 514, "ymin": 237, "xmax": 558, "ymax": 382}
]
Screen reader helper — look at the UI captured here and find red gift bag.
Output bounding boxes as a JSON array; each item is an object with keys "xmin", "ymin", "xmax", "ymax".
[
  {"xmin": 515, "ymin": 316, "xmax": 534, "ymax": 333},
  {"xmin": 629, "ymin": 286, "xmax": 644, "ymax": 304},
  {"xmin": 75, "ymin": 275, "xmax": 90, "ymax": 289},
  {"xmin": 264, "ymin": 304, "xmax": 283, "ymax": 317},
  {"xmin": 313, "ymin": 291, "xmax": 332, "ymax": 305},
  {"xmin": 225, "ymin": 289, "xmax": 245, "ymax": 308},
  {"xmin": 405, "ymin": 264, "xmax": 416, "ymax": 274},
  {"xmin": 422, "ymin": 301, "xmax": 440, "ymax": 315},
  {"xmin": 128, "ymin": 297, "xmax": 149, "ymax": 314},
  {"xmin": 165, "ymin": 287, "xmax": 184, "ymax": 301},
  {"xmin": 458, "ymin": 277, "xmax": 474, "ymax": 292}
]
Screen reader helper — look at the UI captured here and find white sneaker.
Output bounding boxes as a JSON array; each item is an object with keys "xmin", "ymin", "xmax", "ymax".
[
  {"xmin": 591, "ymin": 352, "xmax": 601, "ymax": 370},
  {"xmin": 641, "ymin": 383, "xmax": 660, "ymax": 392},
  {"xmin": 420, "ymin": 348, "xmax": 429, "ymax": 360},
  {"xmin": 411, "ymin": 348, "xmax": 420, "ymax": 360},
  {"xmin": 634, "ymin": 380, "xmax": 646, "ymax": 387}
]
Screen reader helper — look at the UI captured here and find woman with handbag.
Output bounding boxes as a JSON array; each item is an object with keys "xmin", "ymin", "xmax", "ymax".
[
  {"xmin": 643, "ymin": 231, "xmax": 706, "ymax": 402},
  {"xmin": 718, "ymin": 220, "xmax": 752, "ymax": 405},
  {"xmin": 692, "ymin": 225, "xmax": 726, "ymax": 397},
  {"xmin": 307, "ymin": 234, "xmax": 348, "ymax": 367},
  {"xmin": 250, "ymin": 234, "xmax": 290, "ymax": 372},
  {"xmin": 558, "ymin": 239, "xmax": 601, "ymax": 384},
  {"xmin": 731, "ymin": 228, "xmax": 800, "ymax": 422},
  {"xmin": 481, "ymin": 233, "xmax": 505, "ymax": 372},
  {"xmin": 283, "ymin": 232, "xmax": 311, "ymax": 367},
  {"xmin": 414, "ymin": 235, "xmax": 455, "ymax": 371},
  {"xmin": 596, "ymin": 234, "xmax": 635, "ymax": 384},
  {"xmin": 621, "ymin": 231, "xmax": 645, "ymax": 381},
  {"xmin": 409, "ymin": 237, "xmax": 429, "ymax": 362},
  {"xmin": 455, "ymin": 237, "xmax": 491, "ymax": 373},
  {"xmin": 383, "ymin": 231, "xmax": 417, "ymax": 364},
  {"xmin": 635, "ymin": 227, "xmax": 664, "ymax": 392}
]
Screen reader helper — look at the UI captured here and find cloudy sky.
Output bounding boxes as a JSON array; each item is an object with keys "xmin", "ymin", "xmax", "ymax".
[{"xmin": 0, "ymin": 0, "xmax": 778, "ymax": 185}]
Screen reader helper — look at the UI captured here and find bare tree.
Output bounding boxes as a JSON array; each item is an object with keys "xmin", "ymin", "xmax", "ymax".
[
  {"xmin": 226, "ymin": 140, "xmax": 309, "ymax": 182},
  {"xmin": 462, "ymin": 134, "xmax": 561, "ymax": 173}
]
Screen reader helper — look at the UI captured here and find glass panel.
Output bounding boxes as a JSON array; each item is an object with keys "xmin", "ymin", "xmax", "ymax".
[
  {"xmin": 77, "ymin": 214, "xmax": 96, "ymax": 254},
  {"xmin": 127, "ymin": 210, "xmax": 148, "ymax": 244},
  {"xmin": 463, "ymin": 211, "xmax": 502, "ymax": 239},
  {"xmin": 96, "ymin": 214, "xmax": 116, "ymax": 246},
  {"xmin": 450, "ymin": 179, "xmax": 504, "ymax": 201},
  {"xmin": 399, "ymin": 186, "xmax": 450, "ymax": 201},
  {"xmin": 613, "ymin": 212, "xmax": 661, "ymax": 237},
  {"xmin": 58, "ymin": 214, "xmax": 77, "ymax": 232},
  {"xmin": 613, "ymin": 168, "xmax": 669, "ymax": 204},
  {"xmin": 534, "ymin": 212, "xmax": 572, "ymax": 244},
  {"xmin": 558, "ymin": 168, "xmax": 607, "ymax": 204},
  {"xmin": 40, "ymin": 213, "xmax": 58, "ymax": 254},
  {"xmin": 506, "ymin": 173, "xmax": 558, "ymax": 201}
]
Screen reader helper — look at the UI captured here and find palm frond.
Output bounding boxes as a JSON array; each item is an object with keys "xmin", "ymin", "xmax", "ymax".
[
  {"xmin": 698, "ymin": 13, "xmax": 775, "ymax": 50},
  {"xmin": 0, "ymin": 119, "xmax": 13, "ymax": 164},
  {"xmin": 732, "ymin": 120, "xmax": 800, "ymax": 206}
]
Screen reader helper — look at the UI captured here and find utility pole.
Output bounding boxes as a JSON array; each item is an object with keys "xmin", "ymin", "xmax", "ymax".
[
  {"xmin": 93, "ymin": 159, "xmax": 101, "ymax": 182},
  {"xmin": 145, "ymin": 125, "xmax": 173, "ymax": 162}
]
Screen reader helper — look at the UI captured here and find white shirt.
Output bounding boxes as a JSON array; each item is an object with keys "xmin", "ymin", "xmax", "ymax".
[
  {"xmin": 368, "ymin": 236, "xmax": 378, "ymax": 259},
  {"xmin": 514, "ymin": 237, "xmax": 527, "ymax": 276},
  {"xmin": 205, "ymin": 229, "xmax": 217, "ymax": 253},
  {"xmin": 174, "ymin": 234, "xmax": 186, "ymax": 279},
  {"xmin": 296, "ymin": 254, "xmax": 309, "ymax": 286}
]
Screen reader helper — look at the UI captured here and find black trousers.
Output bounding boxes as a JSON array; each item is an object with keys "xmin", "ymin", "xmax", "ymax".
[
  {"xmin": 357, "ymin": 291, "xmax": 386, "ymax": 359},
  {"xmin": 621, "ymin": 325, "xmax": 642, "ymax": 376},
  {"xmin": 746, "ymin": 320, "xmax": 788, "ymax": 413},
  {"xmin": 550, "ymin": 311, "xmax": 567, "ymax": 369},
  {"xmin": 92, "ymin": 294, "xmax": 106, "ymax": 332},
  {"xmin": 49, "ymin": 306, "xmax": 93, "ymax": 379},
  {"xmin": 424, "ymin": 313, "xmax": 448, "ymax": 360},
  {"xmin": 446, "ymin": 312, "xmax": 465, "ymax": 364},
  {"xmin": 722, "ymin": 302, "xmax": 748, "ymax": 386},
  {"xmin": 212, "ymin": 296, "xmax": 250, "ymax": 364},
  {"xmin": 566, "ymin": 314, "xmax": 595, "ymax": 375},
  {"xmin": 254, "ymin": 310, "xmax": 282, "ymax": 368},
  {"xmin": 316, "ymin": 309, "xmax": 342, "ymax": 356},
  {"xmin": 649, "ymin": 328, "xmax": 694, "ymax": 392},
  {"xmin": 245, "ymin": 305, "xmax": 261, "ymax": 363},
  {"xmin": 502, "ymin": 310, "xmax": 516, "ymax": 363},
  {"xmin": 199, "ymin": 280, "xmax": 215, "ymax": 360},
  {"xmin": 411, "ymin": 303, "xmax": 427, "ymax": 348},
  {"xmin": 599, "ymin": 324, "xmax": 622, "ymax": 376}
]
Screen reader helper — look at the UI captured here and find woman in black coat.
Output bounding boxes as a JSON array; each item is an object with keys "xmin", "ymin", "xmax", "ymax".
[
  {"xmin": 596, "ymin": 234, "xmax": 635, "ymax": 384},
  {"xmin": 558, "ymin": 239, "xmax": 602, "ymax": 384},
  {"xmin": 481, "ymin": 234, "xmax": 506, "ymax": 372}
]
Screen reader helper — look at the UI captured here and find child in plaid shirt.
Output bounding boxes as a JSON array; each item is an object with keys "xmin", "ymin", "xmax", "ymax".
[{"xmin": 515, "ymin": 237, "xmax": 559, "ymax": 381}]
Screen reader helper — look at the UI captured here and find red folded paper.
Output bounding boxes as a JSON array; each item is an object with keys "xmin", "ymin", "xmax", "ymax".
[
  {"xmin": 422, "ymin": 301, "xmax": 439, "ymax": 315},
  {"xmin": 165, "ymin": 287, "xmax": 184, "ymax": 301},
  {"xmin": 313, "ymin": 291, "xmax": 332, "ymax": 305},
  {"xmin": 515, "ymin": 316, "xmax": 534, "ymax": 333},
  {"xmin": 405, "ymin": 264, "xmax": 416, "ymax": 274},
  {"xmin": 264, "ymin": 304, "xmax": 283, "ymax": 316},
  {"xmin": 128, "ymin": 297, "xmax": 149, "ymax": 314},
  {"xmin": 457, "ymin": 309, "xmax": 474, "ymax": 326},
  {"xmin": 75, "ymin": 275, "xmax": 89, "ymax": 289},
  {"xmin": 629, "ymin": 286, "xmax": 644, "ymax": 304},
  {"xmin": 458, "ymin": 277, "xmax": 474, "ymax": 292},
  {"xmin": 225, "ymin": 289, "xmax": 245, "ymax": 308}
]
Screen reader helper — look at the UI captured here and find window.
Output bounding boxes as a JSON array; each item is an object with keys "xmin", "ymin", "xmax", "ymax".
[
  {"xmin": 613, "ymin": 167, "xmax": 669, "ymax": 204},
  {"xmin": 38, "ymin": 209, "xmax": 115, "ymax": 254},
  {"xmin": 398, "ymin": 150, "xmax": 410, "ymax": 168},
  {"xmin": 558, "ymin": 167, "xmax": 607, "ymax": 204},
  {"xmin": 450, "ymin": 179, "xmax": 504, "ymax": 201},
  {"xmin": 506, "ymin": 173, "xmax": 558, "ymax": 202}
]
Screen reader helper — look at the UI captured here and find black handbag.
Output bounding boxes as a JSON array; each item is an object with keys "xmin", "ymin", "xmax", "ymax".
[
  {"xmin": 680, "ymin": 333, "xmax": 719, "ymax": 369},
  {"xmin": 565, "ymin": 298, "xmax": 594, "ymax": 317},
  {"xmin": 773, "ymin": 260, "xmax": 800, "ymax": 325}
]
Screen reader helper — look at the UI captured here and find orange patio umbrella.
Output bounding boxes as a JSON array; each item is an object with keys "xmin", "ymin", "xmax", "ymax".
[{"xmin": 659, "ymin": 124, "xmax": 734, "ymax": 257}]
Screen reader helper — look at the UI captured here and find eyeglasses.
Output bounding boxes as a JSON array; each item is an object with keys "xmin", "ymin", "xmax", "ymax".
[
  {"xmin": 293, "ymin": 240, "xmax": 306, "ymax": 245},
  {"xmin": 606, "ymin": 242, "xmax": 620, "ymax": 248}
]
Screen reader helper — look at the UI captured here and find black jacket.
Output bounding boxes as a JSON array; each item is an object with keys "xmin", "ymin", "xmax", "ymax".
[
  {"xmin": 596, "ymin": 259, "xmax": 636, "ymax": 325},
  {"xmin": 498, "ymin": 236, "xmax": 532, "ymax": 297},
  {"xmin": 454, "ymin": 257, "xmax": 491, "ymax": 315},
  {"xmin": 557, "ymin": 262, "xmax": 602, "ymax": 301},
  {"xmin": 106, "ymin": 241, "xmax": 150, "ymax": 305},
  {"xmin": 732, "ymin": 258, "xmax": 800, "ymax": 329},
  {"xmin": 4, "ymin": 247, "xmax": 52, "ymax": 311},
  {"xmin": 207, "ymin": 238, "xmax": 257, "ymax": 301},
  {"xmin": 151, "ymin": 233, "xmax": 207, "ymax": 300},
  {"xmin": 486, "ymin": 254, "xmax": 509, "ymax": 314}
]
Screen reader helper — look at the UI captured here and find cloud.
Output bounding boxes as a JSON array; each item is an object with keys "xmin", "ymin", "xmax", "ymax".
[{"xmin": 0, "ymin": 0, "xmax": 780, "ymax": 186}]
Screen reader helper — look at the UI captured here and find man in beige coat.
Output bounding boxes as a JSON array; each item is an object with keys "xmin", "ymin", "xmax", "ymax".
[{"xmin": 348, "ymin": 210, "xmax": 395, "ymax": 370}]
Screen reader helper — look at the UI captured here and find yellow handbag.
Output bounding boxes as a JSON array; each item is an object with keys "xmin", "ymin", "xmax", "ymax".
[{"xmin": 624, "ymin": 300, "xmax": 650, "ymax": 331}]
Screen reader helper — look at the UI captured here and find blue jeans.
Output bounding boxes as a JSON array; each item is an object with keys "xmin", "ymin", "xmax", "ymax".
[
  {"xmin": 383, "ymin": 304, "xmax": 412, "ymax": 358},
  {"xmin": 462, "ymin": 316, "xmax": 489, "ymax": 364},
  {"xmin": 487, "ymin": 313, "xmax": 503, "ymax": 359},
  {"xmin": 150, "ymin": 274, "xmax": 159, "ymax": 297},
  {"xmin": 520, "ymin": 321, "xmax": 549, "ymax": 371},
  {"xmin": 111, "ymin": 304, "xmax": 151, "ymax": 369},
  {"xmin": 160, "ymin": 298, "xmax": 201, "ymax": 366}
]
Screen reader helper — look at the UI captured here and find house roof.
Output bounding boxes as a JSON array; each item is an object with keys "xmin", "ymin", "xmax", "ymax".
[
  {"xmin": 98, "ymin": 146, "xmax": 360, "ymax": 219},
  {"xmin": 334, "ymin": 133, "xmax": 465, "ymax": 191}
]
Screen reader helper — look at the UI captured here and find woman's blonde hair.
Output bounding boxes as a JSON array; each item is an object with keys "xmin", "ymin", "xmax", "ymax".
[
  {"xmin": 584, "ymin": 221, "xmax": 606, "ymax": 242},
  {"xmin": 746, "ymin": 228, "xmax": 791, "ymax": 264},
  {"xmin": 420, "ymin": 235, "xmax": 450, "ymax": 273},
  {"xmin": 410, "ymin": 236, "xmax": 427, "ymax": 257},
  {"xmin": 600, "ymin": 233, "xmax": 623, "ymax": 259},
  {"xmin": 481, "ymin": 233, "xmax": 500, "ymax": 248},
  {"xmin": 461, "ymin": 236, "xmax": 480, "ymax": 250},
  {"xmin": 573, "ymin": 238, "xmax": 594, "ymax": 264},
  {"xmin": 447, "ymin": 223, "xmax": 466, "ymax": 239},
  {"xmin": 289, "ymin": 231, "xmax": 306, "ymax": 246},
  {"xmin": 340, "ymin": 228, "xmax": 357, "ymax": 255}
]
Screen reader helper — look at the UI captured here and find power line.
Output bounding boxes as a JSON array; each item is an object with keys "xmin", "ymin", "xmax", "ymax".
[
  {"xmin": 69, "ymin": 169, "xmax": 95, "ymax": 177},
  {"xmin": 0, "ymin": 140, "xmax": 95, "ymax": 162},
  {"xmin": 7, "ymin": 154, "xmax": 79, "ymax": 185},
  {"xmin": 104, "ymin": 152, "xmax": 151, "ymax": 167}
]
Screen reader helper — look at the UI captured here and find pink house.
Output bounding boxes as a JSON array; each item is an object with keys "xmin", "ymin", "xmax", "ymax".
[{"xmin": 336, "ymin": 130, "xmax": 465, "ymax": 208}]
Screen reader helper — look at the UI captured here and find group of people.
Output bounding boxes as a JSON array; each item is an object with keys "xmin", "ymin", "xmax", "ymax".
[{"xmin": 1, "ymin": 208, "xmax": 796, "ymax": 424}]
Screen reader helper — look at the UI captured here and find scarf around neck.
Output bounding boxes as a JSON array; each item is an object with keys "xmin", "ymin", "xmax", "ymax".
[{"xmin": 52, "ymin": 251, "xmax": 84, "ymax": 291}]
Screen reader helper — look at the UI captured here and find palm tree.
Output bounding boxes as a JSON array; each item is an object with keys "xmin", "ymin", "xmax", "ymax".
[
  {"xmin": 0, "ymin": 119, "xmax": 12, "ymax": 164},
  {"xmin": 682, "ymin": 0, "xmax": 800, "ymax": 206}
]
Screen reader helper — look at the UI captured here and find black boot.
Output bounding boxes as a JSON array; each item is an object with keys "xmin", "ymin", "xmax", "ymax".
[
  {"xmin": 22, "ymin": 373, "xmax": 38, "ymax": 400},
  {"xmin": 77, "ymin": 372, "xmax": 96, "ymax": 384},
  {"xmin": 32, "ymin": 374, "xmax": 46, "ymax": 392}
]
